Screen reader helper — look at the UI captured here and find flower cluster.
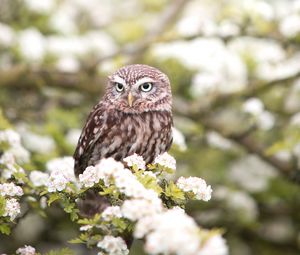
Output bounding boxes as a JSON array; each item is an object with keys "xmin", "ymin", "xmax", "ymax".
[
  {"xmin": 45, "ymin": 157, "xmax": 76, "ymax": 192},
  {"xmin": 0, "ymin": 183, "xmax": 23, "ymax": 197},
  {"xmin": 29, "ymin": 171, "xmax": 49, "ymax": 187},
  {"xmin": 97, "ymin": 235, "xmax": 129, "ymax": 255},
  {"xmin": 16, "ymin": 245, "xmax": 36, "ymax": 255},
  {"xmin": 135, "ymin": 207, "xmax": 200, "ymax": 255},
  {"xmin": 0, "ymin": 129, "xmax": 29, "ymax": 179},
  {"xmin": 74, "ymin": 153, "xmax": 227, "ymax": 255},
  {"xmin": 0, "ymin": 182, "xmax": 23, "ymax": 221},
  {"xmin": 176, "ymin": 177, "xmax": 212, "ymax": 201},
  {"xmin": 2, "ymin": 198, "xmax": 21, "ymax": 221},
  {"xmin": 123, "ymin": 153, "xmax": 146, "ymax": 170},
  {"xmin": 154, "ymin": 152, "xmax": 176, "ymax": 170},
  {"xmin": 121, "ymin": 196, "xmax": 163, "ymax": 221},
  {"xmin": 134, "ymin": 207, "xmax": 228, "ymax": 255},
  {"xmin": 0, "ymin": 127, "xmax": 227, "ymax": 255},
  {"xmin": 101, "ymin": 206, "xmax": 122, "ymax": 221}
]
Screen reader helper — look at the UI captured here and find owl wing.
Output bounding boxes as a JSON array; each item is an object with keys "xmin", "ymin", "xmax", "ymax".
[{"xmin": 73, "ymin": 103, "xmax": 106, "ymax": 176}]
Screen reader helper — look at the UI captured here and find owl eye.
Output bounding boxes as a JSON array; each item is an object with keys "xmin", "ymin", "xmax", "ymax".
[
  {"xmin": 115, "ymin": 82, "xmax": 124, "ymax": 92},
  {"xmin": 140, "ymin": 82, "xmax": 153, "ymax": 92}
]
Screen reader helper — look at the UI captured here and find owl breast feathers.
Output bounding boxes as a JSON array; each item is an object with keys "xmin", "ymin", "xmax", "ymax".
[{"xmin": 74, "ymin": 64, "xmax": 173, "ymax": 176}]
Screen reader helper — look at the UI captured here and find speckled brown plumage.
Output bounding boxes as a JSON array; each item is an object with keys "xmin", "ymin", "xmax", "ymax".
[{"xmin": 74, "ymin": 64, "xmax": 173, "ymax": 176}]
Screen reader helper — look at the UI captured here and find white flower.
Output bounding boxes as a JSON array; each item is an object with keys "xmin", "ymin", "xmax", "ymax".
[
  {"xmin": 97, "ymin": 235, "xmax": 129, "ymax": 255},
  {"xmin": 79, "ymin": 166, "xmax": 99, "ymax": 188},
  {"xmin": 229, "ymin": 37, "xmax": 285, "ymax": 66},
  {"xmin": 229, "ymin": 155, "xmax": 277, "ymax": 193},
  {"xmin": 18, "ymin": 28, "xmax": 46, "ymax": 62},
  {"xmin": 16, "ymin": 245, "xmax": 36, "ymax": 255},
  {"xmin": 153, "ymin": 39, "xmax": 247, "ymax": 96},
  {"xmin": 40, "ymin": 196, "xmax": 47, "ymax": 209},
  {"xmin": 113, "ymin": 169, "xmax": 146, "ymax": 198},
  {"xmin": 48, "ymin": 6, "xmax": 77, "ymax": 34},
  {"xmin": 85, "ymin": 31, "xmax": 117, "ymax": 57},
  {"xmin": 3, "ymin": 198, "xmax": 21, "ymax": 220},
  {"xmin": 56, "ymin": 56, "xmax": 80, "ymax": 73},
  {"xmin": 198, "ymin": 234, "xmax": 228, "ymax": 255},
  {"xmin": 0, "ymin": 183, "xmax": 23, "ymax": 197},
  {"xmin": 172, "ymin": 127, "xmax": 187, "ymax": 151},
  {"xmin": 24, "ymin": 0, "xmax": 54, "ymax": 13},
  {"xmin": 22, "ymin": 131, "xmax": 55, "ymax": 154},
  {"xmin": 79, "ymin": 225, "xmax": 93, "ymax": 231},
  {"xmin": 218, "ymin": 20, "xmax": 240, "ymax": 37},
  {"xmin": 123, "ymin": 153, "xmax": 146, "ymax": 170},
  {"xmin": 279, "ymin": 14, "xmax": 300, "ymax": 38},
  {"xmin": 176, "ymin": 177, "xmax": 212, "ymax": 201},
  {"xmin": 0, "ymin": 129, "xmax": 30, "ymax": 163},
  {"xmin": 290, "ymin": 112, "xmax": 300, "ymax": 126},
  {"xmin": 46, "ymin": 156, "xmax": 76, "ymax": 182},
  {"xmin": 214, "ymin": 187, "xmax": 258, "ymax": 221},
  {"xmin": 47, "ymin": 36, "xmax": 86, "ymax": 56},
  {"xmin": 66, "ymin": 129, "xmax": 81, "ymax": 147},
  {"xmin": 206, "ymin": 132, "xmax": 233, "ymax": 150},
  {"xmin": 47, "ymin": 169, "xmax": 69, "ymax": 192},
  {"xmin": 134, "ymin": 215, "xmax": 155, "ymax": 239},
  {"xmin": 0, "ymin": 22, "xmax": 15, "ymax": 47},
  {"xmin": 243, "ymin": 98, "xmax": 264, "ymax": 116},
  {"xmin": 0, "ymin": 129, "xmax": 21, "ymax": 146},
  {"xmin": 96, "ymin": 158, "xmax": 124, "ymax": 186},
  {"xmin": 29, "ymin": 171, "xmax": 49, "ymax": 187},
  {"xmin": 7, "ymin": 146, "xmax": 30, "ymax": 164},
  {"xmin": 0, "ymin": 152, "xmax": 25, "ymax": 179},
  {"xmin": 121, "ymin": 196, "xmax": 163, "ymax": 221},
  {"xmin": 257, "ymin": 111, "xmax": 275, "ymax": 130},
  {"xmin": 140, "ymin": 208, "xmax": 201, "ymax": 255},
  {"xmin": 242, "ymin": 98, "xmax": 275, "ymax": 130},
  {"xmin": 154, "ymin": 152, "xmax": 176, "ymax": 170},
  {"xmin": 102, "ymin": 206, "xmax": 122, "ymax": 221},
  {"xmin": 142, "ymin": 171, "xmax": 157, "ymax": 179}
]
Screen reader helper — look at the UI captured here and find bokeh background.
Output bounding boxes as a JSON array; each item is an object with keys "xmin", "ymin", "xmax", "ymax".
[{"xmin": 0, "ymin": 0, "xmax": 300, "ymax": 254}]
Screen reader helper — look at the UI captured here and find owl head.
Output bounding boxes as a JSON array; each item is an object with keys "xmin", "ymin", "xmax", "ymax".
[{"xmin": 103, "ymin": 64, "xmax": 172, "ymax": 114}]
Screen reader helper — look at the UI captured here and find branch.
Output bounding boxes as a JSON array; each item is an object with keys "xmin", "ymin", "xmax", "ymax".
[
  {"xmin": 173, "ymin": 101, "xmax": 300, "ymax": 184},
  {"xmin": 0, "ymin": 65, "xmax": 105, "ymax": 94}
]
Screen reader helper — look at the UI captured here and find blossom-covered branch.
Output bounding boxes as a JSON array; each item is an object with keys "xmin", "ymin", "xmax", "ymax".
[{"xmin": 0, "ymin": 129, "xmax": 227, "ymax": 255}]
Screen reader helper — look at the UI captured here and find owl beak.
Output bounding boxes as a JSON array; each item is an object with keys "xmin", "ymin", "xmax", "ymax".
[{"xmin": 128, "ymin": 92, "xmax": 134, "ymax": 107}]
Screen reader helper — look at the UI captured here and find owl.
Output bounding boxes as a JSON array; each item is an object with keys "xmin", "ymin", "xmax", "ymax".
[{"xmin": 74, "ymin": 64, "xmax": 173, "ymax": 177}]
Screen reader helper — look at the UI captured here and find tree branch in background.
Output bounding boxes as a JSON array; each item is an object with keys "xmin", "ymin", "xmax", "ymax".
[
  {"xmin": 174, "ymin": 100, "xmax": 300, "ymax": 184},
  {"xmin": 204, "ymin": 120, "xmax": 299, "ymax": 183},
  {"xmin": 0, "ymin": 65, "xmax": 105, "ymax": 94}
]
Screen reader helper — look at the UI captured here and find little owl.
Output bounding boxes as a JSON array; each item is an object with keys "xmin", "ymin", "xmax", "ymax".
[{"xmin": 74, "ymin": 64, "xmax": 173, "ymax": 178}]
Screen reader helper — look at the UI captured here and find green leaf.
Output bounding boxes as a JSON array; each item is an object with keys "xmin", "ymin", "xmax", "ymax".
[
  {"xmin": 45, "ymin": 248, "xmax": 75, "ymax": 255},
  {"xmin": 78, "ymin": 214, "xmax": 101, "ymax": 225},
  {"xmin": 48, "ymin": 193, "xmax": 61, "ymax": 206},
  {"xmin": 111, "ymin": 218, "xmax": 128, "ymax": 231},
  {"xmin": 100, "ymin": 186, "xmax": 116, "ymax": 196},
  {"xmin": 0, "ymin": 196, "xmax": 6, "ymax": 216},
  {"xmin": 0, "ymin": 223, "xmax": 11, "ymax": 235},
  {"xmin": 164, "ymin": 181, "xmax": 185, "ymax": 201},
  {"xmin": 12, "ymin": 168, "xmax": 29, "ymax": 183},
  {"xmin": 68, "ymin": 233, "xmax": 89, "ymax": 244},
  {"xmin": 68, "ymin": 237, "xmax": 85, "ymax": 244},
  {"xmin": 136, "ymin": 172, "xmax": 163, "ymax": 194},
  {"xmin": 40, "ymin": 190, "xmax": 49, "ymax": 196}
]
